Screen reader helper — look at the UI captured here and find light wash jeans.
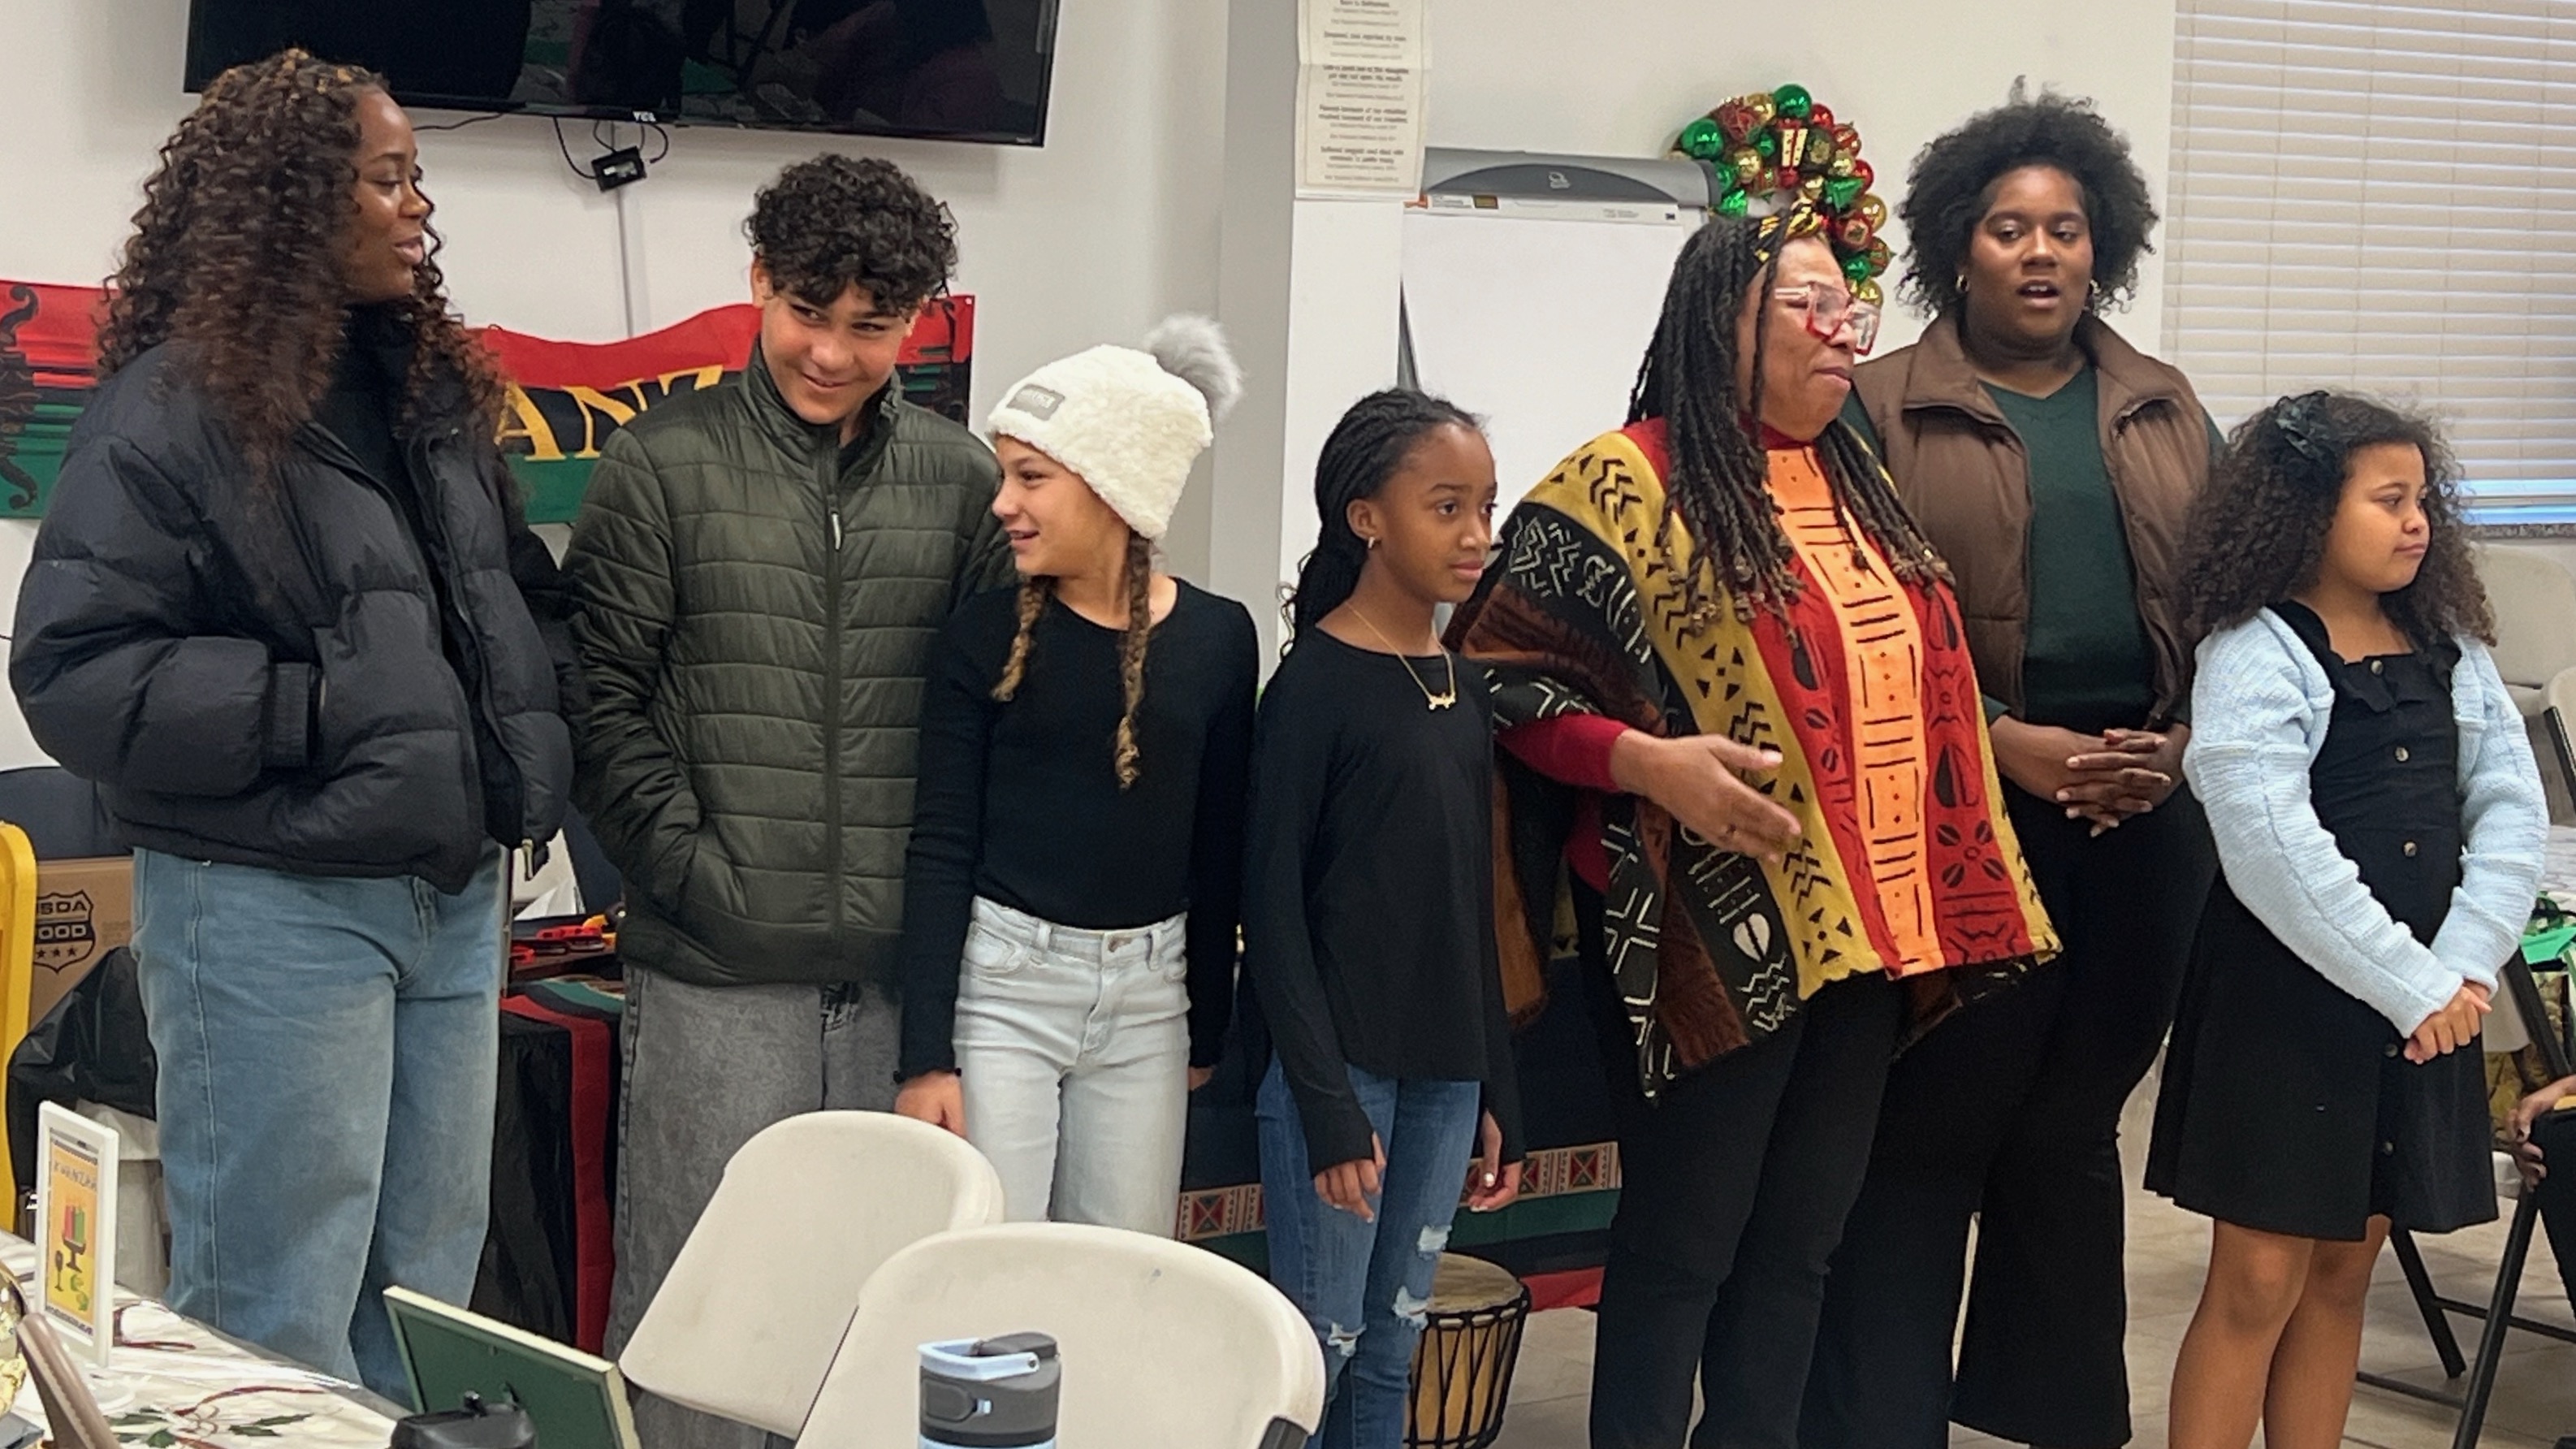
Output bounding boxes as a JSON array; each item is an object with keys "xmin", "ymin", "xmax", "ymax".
[
  {"xmin": 954, "ymin": 897, "xmax": 1190, "ymax": 1234},
  {"xmin": 131, "ymin": 846, "xmax": 507, "ymax": 1399},
  {"xmin": 1257, "ymin": 1058, "xmax": 1482, "ymax": 1449},
  {"xmin": 603, "ymin": 964, "xmax": 901, "ymax": 1449}
]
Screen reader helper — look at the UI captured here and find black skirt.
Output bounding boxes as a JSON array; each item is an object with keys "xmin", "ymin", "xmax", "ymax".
[{"xmin": 2146, "ymin": 603, "xmax": 2496, "ymax": 1240}]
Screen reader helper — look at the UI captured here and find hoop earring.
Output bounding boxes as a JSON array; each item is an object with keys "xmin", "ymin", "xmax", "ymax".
[{"xmin": 1364, "ymin": 536, "xmax": 1379, "ymax": 551}]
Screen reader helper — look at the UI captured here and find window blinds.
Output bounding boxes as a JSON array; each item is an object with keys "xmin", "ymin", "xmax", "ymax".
[{"xmin": 2162, "ymin": 0, "xmax": 2576, "ymax": 491}]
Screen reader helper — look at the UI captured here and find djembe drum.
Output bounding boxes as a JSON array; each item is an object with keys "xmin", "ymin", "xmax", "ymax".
[{"xmin": 1406, "ymin": 1252, "xmax": 1529, "ymax": 1448}]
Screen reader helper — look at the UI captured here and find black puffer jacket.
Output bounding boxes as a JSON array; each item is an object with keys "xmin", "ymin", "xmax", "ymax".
[{"xmin": 9, "ymin": 340, "xmax": 576, "ymax": 894}]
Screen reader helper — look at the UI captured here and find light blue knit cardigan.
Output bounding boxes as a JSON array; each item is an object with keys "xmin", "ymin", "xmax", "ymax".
[{"xmin": 2182, "ymin": 608, "xmax": 2549, "ymax": 1036}]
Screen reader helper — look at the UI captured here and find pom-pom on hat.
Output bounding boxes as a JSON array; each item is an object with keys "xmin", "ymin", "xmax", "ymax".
[{"xmin": 987, "ymin": 316, "xmax": 1241, "ymax": 542}]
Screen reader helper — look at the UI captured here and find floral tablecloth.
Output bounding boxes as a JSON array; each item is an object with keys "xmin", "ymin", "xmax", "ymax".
[{"xmin": 0, "ymin": 1238, "xmax": 395, "ymax": 1448}]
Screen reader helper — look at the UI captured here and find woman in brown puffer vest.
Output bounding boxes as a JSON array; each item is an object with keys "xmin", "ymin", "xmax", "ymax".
[{"xmin": 1800, "ymin": 93, "xmax": 2219, "ymax": 1449}]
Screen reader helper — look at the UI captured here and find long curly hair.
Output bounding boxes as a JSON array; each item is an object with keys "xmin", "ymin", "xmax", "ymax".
[
  {"xmin": 1895, "ymin": 90, "xmax": 2159, "ymax": 320},
  {"xmin": 1627, "ymin": 213, "xmax": 1944, "ymax": 621},
  {"xmin": 2184, "ymin": 391, "xmax": 2492, "ymax": 646},
  {"xmin": 99, "ymin": 50, "xmax": 503, "ymax": 466}
]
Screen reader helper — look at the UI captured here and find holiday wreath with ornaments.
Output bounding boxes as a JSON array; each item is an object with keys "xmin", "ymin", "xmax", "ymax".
[{"xmin": 1672, "ymin": 85, "xmax": 1893, "ymax": 305}]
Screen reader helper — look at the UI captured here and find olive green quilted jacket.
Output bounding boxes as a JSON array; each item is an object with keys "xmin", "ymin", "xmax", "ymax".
[{"xmin": 566, "ymin": 350, "xmax": 1007, "ymax": 988}]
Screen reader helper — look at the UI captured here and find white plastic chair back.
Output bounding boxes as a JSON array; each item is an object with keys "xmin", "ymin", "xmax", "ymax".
[
  {"xmin": 621, "ymin": 1111, "xmax": 1007, "ymax": 1438},
  {"xmin": 2477, "ymin": 546, "xmax": 2576, "ymax": 716},
  {"xmin": 798, "ymin": 1221, "xmax": 1326, "ymax": 1449},
  {"xmin": 2487, "ymin": 976, "xmax": 2535, "ymax": 1053}
]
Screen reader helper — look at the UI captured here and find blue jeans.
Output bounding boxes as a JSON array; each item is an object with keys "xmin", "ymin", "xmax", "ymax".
[
  {"xmin": 133, "ymin": 847, "xmax": 506, "ymax": 1398},
  {"xmin": 1256, "ymin": 1058, "xmax": 1481, "ymax": 1449}
]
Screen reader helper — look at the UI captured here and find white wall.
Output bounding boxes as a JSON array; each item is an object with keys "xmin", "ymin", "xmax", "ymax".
[
  {"xmin": 0, "ymin": 0, "xmax": 2188, "ymax": 765},
  {"xmin": 0, "ymin": 0, "xmax": 1230, "ymax": 548},
  {"xmin": 0, "ymin": 0, "xmax": 1230, "ymax": 768},
  {"xmin": 1212, "ymin": 0, "xmax": 2185, "ymax": 629},
  {"xmin": 1422, "ymin": 0, "xmax": 2181, "ymax": 354}
]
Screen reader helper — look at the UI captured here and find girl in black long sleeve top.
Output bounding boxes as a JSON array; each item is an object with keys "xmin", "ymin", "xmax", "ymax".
[
  {"xmin": 1248, "ymin": 391, "xmax": 1524, "ymax": 1447},
  {"xmin": 893, "ymin": 322, "xmax": 1255, "ymax": 1235}
]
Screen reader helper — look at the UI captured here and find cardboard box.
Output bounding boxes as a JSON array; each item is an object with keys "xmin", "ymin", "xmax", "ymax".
[{"xmin": 29, "ymin": 858, "xmax": 132, "ymax": 1028}]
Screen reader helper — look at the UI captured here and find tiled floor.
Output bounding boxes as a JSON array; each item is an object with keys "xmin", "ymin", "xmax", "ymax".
[{"xmin": 1487, "ymin": 1080, "xmax": 2576, "ymax": 1449}]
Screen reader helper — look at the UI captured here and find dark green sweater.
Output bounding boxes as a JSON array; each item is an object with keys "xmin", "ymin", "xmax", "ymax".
[{"xmin": 1979, "ymin": 371, "xmax": 2155, "ymax": 732}]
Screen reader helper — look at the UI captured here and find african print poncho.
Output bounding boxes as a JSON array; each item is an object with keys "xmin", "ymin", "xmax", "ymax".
[{"xmin": 1454, "ymin": 418, "xmax": 2058, "ymax": 1096}]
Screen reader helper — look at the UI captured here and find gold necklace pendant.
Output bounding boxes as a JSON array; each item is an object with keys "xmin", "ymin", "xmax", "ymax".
[{"xmin": 1352, "ymin": 607, "xmax": 1459, "ymax": 712}]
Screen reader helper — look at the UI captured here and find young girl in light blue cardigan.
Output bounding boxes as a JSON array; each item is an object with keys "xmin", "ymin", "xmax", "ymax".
[{"xmin": 2151, "ymin": 392, "xmax": 2548, "ymax": 1449}]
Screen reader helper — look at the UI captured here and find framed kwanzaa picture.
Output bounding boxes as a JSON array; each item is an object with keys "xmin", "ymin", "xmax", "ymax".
[{"xmin": 35, "ymin": 1103, "xmax": 115, "ymax": 1367}]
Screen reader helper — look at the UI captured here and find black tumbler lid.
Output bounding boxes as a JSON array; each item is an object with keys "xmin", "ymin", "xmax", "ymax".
[{"xmin": 920, "ymin": 1334, "xmax": 1062, "ymax": 1448}]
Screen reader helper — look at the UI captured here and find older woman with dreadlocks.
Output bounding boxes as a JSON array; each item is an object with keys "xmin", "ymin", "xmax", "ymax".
[
  {"xmin": 1450, "ymin": 205, "xmax": 2055, "ymax": 1449},
  {"xmin": 9, "ymin": 52, "xmax": 575, "ymax": 1395},
  {"xmin": 1802, "ymin": 94, "xmax": 2219, "ymax": 1449}
]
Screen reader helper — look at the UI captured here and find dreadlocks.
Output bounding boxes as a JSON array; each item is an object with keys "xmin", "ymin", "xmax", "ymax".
[{"xmin": 1627, "ymin": 211, "xmax": 1945, "ymax": 621}]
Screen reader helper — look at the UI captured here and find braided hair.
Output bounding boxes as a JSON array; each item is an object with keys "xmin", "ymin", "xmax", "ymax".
[
  {"xmin": 1627, "ymin": 211, "xmax": 1945, "ymax": 621},
  {"xmin": 1285, "ymin": 389, "xmax": 1483, "ymax": 639},
  {"xmin": 984, "ymin": 318, "xmax": 1237, "ymax": 789},
  {"xmin": 989, "ymin": 528, "xmax": 1156, "ymax": 789}
]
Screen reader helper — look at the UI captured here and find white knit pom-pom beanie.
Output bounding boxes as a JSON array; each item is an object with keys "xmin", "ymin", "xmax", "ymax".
[{"xmin": 986, "ymin": 315, "xmax": 1243, "ymax": 541}]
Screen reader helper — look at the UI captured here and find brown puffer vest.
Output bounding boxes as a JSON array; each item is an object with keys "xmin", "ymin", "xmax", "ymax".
[{"xmin": 1851, "ymin": 313, "xmax": 2212, "ymax": 726}]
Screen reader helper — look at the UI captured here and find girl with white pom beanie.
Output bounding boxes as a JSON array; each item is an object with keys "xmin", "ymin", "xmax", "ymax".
[{"xmin": 891, "ymin": 317, "xmax": 1259, "ymax": 1233}]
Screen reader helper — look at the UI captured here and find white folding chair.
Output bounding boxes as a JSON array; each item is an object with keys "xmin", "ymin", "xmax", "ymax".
[
  {"xmin": 798, "ymin": 1222, "xmax": 1326, "ymax": 1449},
  {"xmin": 2475, "ymin": 545, "xmax": 2576, "ymax": 719},
  {"xmin": 620, "ymin": 1111, "xmax": 1007, "ymax": 1439}
]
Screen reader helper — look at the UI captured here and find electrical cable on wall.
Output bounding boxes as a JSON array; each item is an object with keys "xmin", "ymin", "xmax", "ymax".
[
  {"xmin": 415, "ymin": 110, "xmax": 509, "ymax": 133},
  {"xmin": 553, "ymin": 117, "xmax": 650, "ymax": 192}
]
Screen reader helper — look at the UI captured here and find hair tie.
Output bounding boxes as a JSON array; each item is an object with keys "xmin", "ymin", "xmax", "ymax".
[{"xmin": 2271, "ymin": 391, "xmax": 2334, "ymax": 474}]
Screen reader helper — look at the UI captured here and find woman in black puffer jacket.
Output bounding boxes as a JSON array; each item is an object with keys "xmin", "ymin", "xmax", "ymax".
[{"xmin": 8, "ymin": 49, "xmax": 573, "ymax": 1397}]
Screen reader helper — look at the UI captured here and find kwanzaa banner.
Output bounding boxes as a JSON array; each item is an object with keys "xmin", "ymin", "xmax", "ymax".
[{"xmin": 0, "ymin": 280, "xmax": 974, "ymax": 525}]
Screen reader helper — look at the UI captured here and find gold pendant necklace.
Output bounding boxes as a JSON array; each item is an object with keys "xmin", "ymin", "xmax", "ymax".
[{"xmin": 1352, "ymin": 608, "xmax": 1457, "ymax": 710}]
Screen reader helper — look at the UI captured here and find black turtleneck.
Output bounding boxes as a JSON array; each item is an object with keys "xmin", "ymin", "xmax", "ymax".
[
  {"xmin": 313, "ymin": 304, "xmax": 409, "ymax": 496},
  {"xmin": 312, "ymin": 304, "xmax": 496, "ymax": 841}
]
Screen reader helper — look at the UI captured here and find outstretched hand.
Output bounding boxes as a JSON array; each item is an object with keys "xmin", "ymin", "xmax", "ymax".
[{"xmin": 1610, "ymin": 732, "xmax": 1801, "ymax": 861}]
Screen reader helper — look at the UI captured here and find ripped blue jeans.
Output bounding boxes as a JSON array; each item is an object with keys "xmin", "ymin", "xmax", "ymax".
[{"xmin": 1256, "ymin": 1058, "xmax": 1483, "ymax": 1448}]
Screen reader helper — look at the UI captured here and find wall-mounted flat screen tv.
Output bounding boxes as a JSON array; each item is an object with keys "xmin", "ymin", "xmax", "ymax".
[{"xmin": 184, "ymin": 1, "xmax": 1061, "ymax": 146}]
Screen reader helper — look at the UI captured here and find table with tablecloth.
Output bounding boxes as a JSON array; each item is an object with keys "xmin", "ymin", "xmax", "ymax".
[{"xmin": 0, "ymin": 1235, "xmax": 397, "ymax": 1447}]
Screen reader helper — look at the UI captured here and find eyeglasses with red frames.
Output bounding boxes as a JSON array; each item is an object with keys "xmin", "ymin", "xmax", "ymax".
[{"xmin": 1772, "ymin": 281, "xmax": 1881, "ymax": 355}]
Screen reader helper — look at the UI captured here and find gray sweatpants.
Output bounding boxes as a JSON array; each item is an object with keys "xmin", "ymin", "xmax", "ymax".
[{"xmin": 605, "ymin": 963, "xmax": 901, "ymax": 1449}]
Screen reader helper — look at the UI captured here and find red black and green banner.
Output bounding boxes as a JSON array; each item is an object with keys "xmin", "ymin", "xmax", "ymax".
[{"xmin": 0, "ymin": 281, "xmax": 974, "ymax": 525}]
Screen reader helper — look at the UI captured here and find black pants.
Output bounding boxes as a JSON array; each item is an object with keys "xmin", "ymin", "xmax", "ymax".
[
  {"xmin": 2535, "ymin": 1109, "xmax": 2576, "ymax": 1319},
  {"xmin": 1800, "ymin": 787, "xmax": 2215, "ymax": 1449},
  {"xmin": 1576, "ymin": 888, "xmax": 1905, "ymax": 1449}
]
